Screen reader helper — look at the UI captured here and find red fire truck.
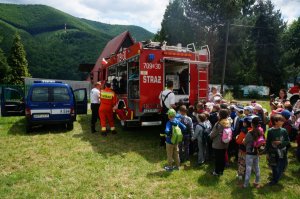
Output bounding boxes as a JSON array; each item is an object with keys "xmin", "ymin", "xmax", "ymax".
[{"xmin": 99, "ymin": 41, "xmax": 210, "ymax": 128}]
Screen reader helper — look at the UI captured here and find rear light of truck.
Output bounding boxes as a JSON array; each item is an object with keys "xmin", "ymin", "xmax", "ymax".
[
  {"xmin": 25, "ymin": 108, "xmax": 31, "ymax": 116},
  {"xmin": 70, "ymin": 107, "xmax": 75, "ymax": 116}
]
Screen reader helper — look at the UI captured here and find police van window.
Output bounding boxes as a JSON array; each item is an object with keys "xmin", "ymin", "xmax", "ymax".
[
  {"xmin": 4, "ymin": 88, "xmax": 22, "ymax": 102},
  {"xmin": 31, "ymin": 87, "xmax": 49, "ymax": 102},
  {"xmin": 53, "ymin": 87, "xmax": 70, "ymax": 102},
  {"xmin": 74, "ymin": 89, "xmax": 85, "ymax": 102}
]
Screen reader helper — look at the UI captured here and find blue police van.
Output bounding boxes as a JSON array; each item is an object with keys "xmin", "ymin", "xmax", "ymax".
[{"xmin": 1, "ymin": 80, "xmax": 87, "ymax": 133}]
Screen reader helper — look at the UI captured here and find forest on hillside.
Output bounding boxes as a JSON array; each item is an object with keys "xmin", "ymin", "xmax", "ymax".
[{"xmin": 0, "ymin": 4, "xmax": 153, "ymax": 81}]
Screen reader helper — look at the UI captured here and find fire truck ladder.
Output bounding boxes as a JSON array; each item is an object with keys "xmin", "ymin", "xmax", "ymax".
[
  {"xmin": 143, "ymin": 41, "xmax": 196, "ymax": 52},
  {"xmin": 197, "ymin": 45, "xmax": 210, "ymax": 102}
]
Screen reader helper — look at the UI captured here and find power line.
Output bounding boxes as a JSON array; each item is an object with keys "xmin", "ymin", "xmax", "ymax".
[{"xmin": 230, "ymin": 23, "xmax": 274, "ymax": 29}]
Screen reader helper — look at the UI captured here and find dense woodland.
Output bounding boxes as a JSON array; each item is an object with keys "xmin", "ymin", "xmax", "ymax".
[
  {"xmin": 0, "ymin": 4, "xmax": 153, "ymax": 83},
  {"xmin": 154, "ymin": 0, "xmax": 300, "ymax": 93}
]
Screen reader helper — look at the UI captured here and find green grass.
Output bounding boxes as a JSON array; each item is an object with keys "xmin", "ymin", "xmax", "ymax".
[{"xmin": 0, "ymin": 113, "xmax": 300, "ymax": 198}]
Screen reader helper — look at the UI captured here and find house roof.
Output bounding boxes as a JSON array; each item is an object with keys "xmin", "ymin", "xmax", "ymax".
[{"xmin": 91, "ymin": 31, "xmax": 134, "ymax": 73}]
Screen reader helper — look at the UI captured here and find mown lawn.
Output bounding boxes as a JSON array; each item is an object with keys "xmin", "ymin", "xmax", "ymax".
[{"xmin": 0, "ymin": 113, "xmax": 299, "ymax": 198}]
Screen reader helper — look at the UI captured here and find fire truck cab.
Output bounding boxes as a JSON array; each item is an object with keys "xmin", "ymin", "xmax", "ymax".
[{"xmin": 99, "ymin": 41, "xmax": 210, "ymax": 128}]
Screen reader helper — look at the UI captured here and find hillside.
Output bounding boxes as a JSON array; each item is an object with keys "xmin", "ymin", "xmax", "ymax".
[{"xmin": 0, "ymin": 4, "xmax": 154, "ymax": 80}]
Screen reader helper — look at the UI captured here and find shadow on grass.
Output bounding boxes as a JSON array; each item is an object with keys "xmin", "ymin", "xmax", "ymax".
[
  {"xmin": 146, "ymin": 170, "xmax": 172, "ymax": 178},
  {"xmin": 74, "ymin": 114, "xmax": 166, "ymax": 163},
  {"xmin": 197, "ymin": 163, "xmax": 220, "ymax": 186},
  {"xmin": 7, "ymin": 117, "xmax": 68, "ymax": 135}
]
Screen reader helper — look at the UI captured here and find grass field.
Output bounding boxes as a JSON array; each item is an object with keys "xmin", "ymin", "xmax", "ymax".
[{"xmin": 0, "ymin": 112, "xmax": 299, "ymax": 198}]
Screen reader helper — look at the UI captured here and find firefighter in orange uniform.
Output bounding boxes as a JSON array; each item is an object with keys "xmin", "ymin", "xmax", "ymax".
[{"xmin": 99, "ymin": 82, "xmax": 118, "ymax": 136}]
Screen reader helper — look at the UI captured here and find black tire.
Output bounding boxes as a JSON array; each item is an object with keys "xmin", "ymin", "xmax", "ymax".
[
  {"xmin": 26, "ymin": 122, "xmax": 32, "ymax": 133},
  {"xmin": 66, "ymin": 122, "xmax": 74, "ymax": 130}
]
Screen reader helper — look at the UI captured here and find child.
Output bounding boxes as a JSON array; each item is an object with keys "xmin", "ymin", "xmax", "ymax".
[
  {"xmin": 232, "ymin": 106, "xmax": 245, "ymax": 161},
  {"xmin": 193, "ymin": 102, "xmax": 205, "ymax": 122},
  {"xmin": 192, "ymin": 113, "xmax": 206, "ymax": 165},
  {"xmin": 236, "ymin": 117, "xmax": 251, "ymax": 181},
  {"xmin": 266, "ymin": 114, "xmax": 290, "ymax": 186},
  {"xmin": 178, "ymin": 105, "xmax": 194, "ymax": 163},
  {"xmin": 244, "ymin": 106, "xmax": 254, "ymax": 117},
  {"xmin": 243, "ymin": 117, "xmax": 262, "ymax": 188},
  {"xmin": 164, "ymin": 109, "xmax": 186, "ymax": 171},
  {"xmin": 296, "ymin": 129, "xmax": 300, "ymax": 162},
  {"xmin": 203, "ymin": 112, "xmax": 212, "ymax": 161},
  {"xmin": 210, "ymin": 109, "xmax": 230, "ymax": 176}
]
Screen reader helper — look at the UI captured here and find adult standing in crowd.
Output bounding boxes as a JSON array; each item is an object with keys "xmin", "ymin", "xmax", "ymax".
[
  {"xmin": 275, "ymin": 89, "xmax": 288, "ymax": 104},
  {"xmin": 99, "ymin": 82, "xmax": 118, "ymax": 136},
  {"xmin": 210, "ymin": 109, "xmax": 230, "ymax": 176},
  {"xmin": 208, "ymin": 87, "xmax": 222, "ymax": 102},
  {"xmin": 90, "ymin": 82, "xmax": 101, "ymax": 133},
  {"xmin": 159, "ymin": 81, "xmax": 176, "ymax": 146}
]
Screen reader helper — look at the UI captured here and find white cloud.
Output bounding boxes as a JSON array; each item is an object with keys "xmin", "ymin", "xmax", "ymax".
[
  {"xmin": 272, "ymin": 0, "xmax": 300, "ymax": 24},
  {"xmin": 1, "ymin": 0, "xmax": 299, "ymax": 32},
  {"xmin": 0, "ymin": 0, "xmax": 169, "ymax": 32}
]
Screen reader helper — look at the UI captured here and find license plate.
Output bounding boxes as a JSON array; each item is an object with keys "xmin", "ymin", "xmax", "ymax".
[
  {"xmin": 33, "ymin": 114, "xmax": 49, "ymax": 118},
  {"xmin": 51, "ymin": 109, "xmax": 71, "ymax": 114}
]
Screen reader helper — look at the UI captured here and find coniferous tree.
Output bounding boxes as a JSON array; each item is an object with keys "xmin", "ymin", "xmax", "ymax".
[
  {"xmin": 0, "ymin": 47, "xmax": 10, "ymax": 84},
  {"xmin": 251, "ymin": 0, "xmax": 285, "ymax": 92},
  {"xmin": 281, "ymin": 17, "xmax": 300, "ymax": 82},
  {"xmin": 155, "ymin": 0, "xmax": 195, "ymax": 46},
  {"xmin": 8, "ymin": 33, "xmax": 31, "ymax": 85}
]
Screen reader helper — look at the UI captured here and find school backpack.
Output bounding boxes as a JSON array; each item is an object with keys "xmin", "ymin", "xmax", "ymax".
[
  {"xmin": 171, "ymin": 125, "xmax": 183, "ymax": 144},
  {"xmin": 221, "ymin": 127, "xmax": 233, "ymax": 144},
  {"xmin": 198, "ymin": 124, "xmax": 210, "ymax": 143},
  {"xmin": 253, "ymin": 134, "xmax": 266, "ymax": 154}
]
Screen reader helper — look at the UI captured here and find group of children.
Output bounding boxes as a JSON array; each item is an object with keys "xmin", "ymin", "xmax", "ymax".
[{"xmin": 162, "ymin": 94, "xmax": 300, "ymax": 188}]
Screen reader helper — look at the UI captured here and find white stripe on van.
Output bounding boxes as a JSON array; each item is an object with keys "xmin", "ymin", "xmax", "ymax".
[
  {"xmin": 30, "ymin": 109, "xmax": 71, "ymax": 115},
  {"xmin": 31, "ymin": 109, "xmax": 51, "ymax": 114}
]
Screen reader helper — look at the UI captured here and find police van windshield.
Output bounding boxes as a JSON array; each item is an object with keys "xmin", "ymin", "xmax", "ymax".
[
  {"xmin": 31, "ymin": 87, "xmax": 70, "ymax": 102},
  {"xmin": 53, "ymin": 87, "xmax": 70, "ymax": 102},
  {"xmin": 31, "ymin": 87, "xmax": 49, "ymax": 102}
]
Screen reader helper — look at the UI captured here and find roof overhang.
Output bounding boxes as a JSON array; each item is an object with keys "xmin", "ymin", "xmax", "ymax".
[{"xmin": 79, "ymin": 64, "xmax": 94, "ymax": 72}]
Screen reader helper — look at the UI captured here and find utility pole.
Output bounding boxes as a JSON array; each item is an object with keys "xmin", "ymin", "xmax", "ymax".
[{"xmin": 221, "ymin": 21, "xmax": 229, "ymax": 95}]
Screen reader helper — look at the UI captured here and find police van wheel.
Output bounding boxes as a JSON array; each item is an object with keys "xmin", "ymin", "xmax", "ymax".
[
  {"xmin": 26, "ymin": 122, "xmax": 32, "ymax": 133},
  {"xmin": 66, "ymin": 122, "xmax": 74, "ymax": 130}
]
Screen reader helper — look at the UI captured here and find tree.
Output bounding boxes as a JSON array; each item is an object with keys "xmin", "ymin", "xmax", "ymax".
[
  {"xmin": 0, "ymin": 47, "xmax": 10, "ymax": 84},
  {"xmin": 183, "ymin": 0, "xmax": 246, "ymax": 82},
  {"xmin": 251, "ymin": 0, "xmax": 286, "ymax": 92},
  {"xmin": 155, "ymin": 0, "xmax": 194, "ymax": 46},
  {"xmin": 8, "ymin": 33, "xmax": 31, "ymax": 85},
  {"xmin": 281, "ymin": 17, "xmax": 300, "ymax": 82}
]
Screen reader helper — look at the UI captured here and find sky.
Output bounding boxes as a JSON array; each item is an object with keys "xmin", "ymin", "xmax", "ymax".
[{"xmin": 0, "ymin": 0, "xmax": 299, "ymax": 33}]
